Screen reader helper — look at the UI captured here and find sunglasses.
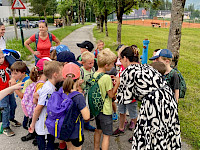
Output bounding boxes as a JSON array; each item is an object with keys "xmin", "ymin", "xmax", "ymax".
[{"xmin": 39, "ymin": 20, "xmax": 45, "ymax": 23}]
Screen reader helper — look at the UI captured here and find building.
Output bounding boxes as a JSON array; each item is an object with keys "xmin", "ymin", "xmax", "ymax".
[
  {"xmin": 0, "ymin": 0, "xmax": 33, "ymax": 25},
  {"xmin": 157, "ymin": 10, "xmax": 191, "ymax": 19}
]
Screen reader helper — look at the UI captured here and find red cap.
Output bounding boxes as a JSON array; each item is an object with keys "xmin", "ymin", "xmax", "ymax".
[{"xmin": 36, "ymin": 57, "xmax": 52, "ymax": 71}]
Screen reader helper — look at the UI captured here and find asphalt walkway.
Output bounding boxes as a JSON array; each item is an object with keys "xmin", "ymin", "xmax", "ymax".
[{"xmin": 0, "ymin": 24, "xmax": 192, "ymax": 150}]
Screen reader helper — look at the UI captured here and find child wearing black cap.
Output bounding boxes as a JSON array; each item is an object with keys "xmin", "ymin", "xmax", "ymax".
[{"xmin": 76, "ymin": 41, "xmax": 98, "ymax": 71}]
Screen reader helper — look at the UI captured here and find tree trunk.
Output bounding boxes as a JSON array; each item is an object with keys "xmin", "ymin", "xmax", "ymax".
[
  {"xmin": 105, "ymin": 9, "xmax": 108, "ymax": 37},
  {"xmin": 167, "ymin": 0, "xmax": 186, "ymax": 67},
  {"xmin": 12, "ymin": 9, "xmax": 18, "ymax": 40},
  {"xmin": 100, "ymin": 15, "xmax": 104, "ymax": 32},
  {"xmin": 96, "ymin": 16, "xmax": 100, "ymax": 30},
  {"xmin": 78, "ymin": 0, "xmax": 81, "ymax": 24},
  {"xmin": 81, "ymin": 1, "xmax": 85, "ymax": 25},
  {"xmin": 44, "ymin": 9, "xmax": 47, "ymax": 23},
  {"xmin": 117, "ymin": 19, "xmax": 122, "ymax": 45},
  {"xmin": 116, "ymin": 0, "xmax": 123, "ymax": 44}
]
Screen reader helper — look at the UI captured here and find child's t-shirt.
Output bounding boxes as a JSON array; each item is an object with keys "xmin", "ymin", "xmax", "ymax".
[
  {"xmin": 80, "ymin": 66, "xmax": 95, "ymax": 90},
  {"xmin": 35, "ymin": 80, "xmax": 56, "ymax": 135},
  {"xmin": 164, "ymin": 69, "xmax": 180, "ymax": 92},
  {"xmin": 93, "ymin": 72, "xmax": 113, "ymax": 115},
  {"xmin": 35, "ymin": 82, "xmax": 44, "ymax": 92},
  {"xmin": 69, "ymin": 93, "xmax": 86, "ymax": 139},
  {"xmin": 0, "ymin": 61, "xmax": 10, "ymax": 91}
]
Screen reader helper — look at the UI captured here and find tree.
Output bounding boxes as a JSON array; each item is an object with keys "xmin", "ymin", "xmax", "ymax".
[
  {"xmin": 167, "ymin": 0, "xmax": 186, "ymax": 67},
  {"xmin": 80, "ymin": 0, "xmax": 86, "ymax": 25}
]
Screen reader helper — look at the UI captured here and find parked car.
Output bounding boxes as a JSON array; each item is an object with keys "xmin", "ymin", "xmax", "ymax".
[
  {"xmin": 16, "ymin": 21, "xmax": 36, "ymax": 28},
  {"xmin": 30, "ymin": 21, "xmax": 38, "ymax": 27}
]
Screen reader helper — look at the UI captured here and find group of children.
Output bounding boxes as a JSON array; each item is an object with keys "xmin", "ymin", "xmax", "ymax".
[{"xmin": 0, "ymin": 37, "xmax": 181, "ymax": 150}]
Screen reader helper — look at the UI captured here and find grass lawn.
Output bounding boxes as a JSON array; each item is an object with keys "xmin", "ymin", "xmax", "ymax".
[
  {"xmin": 93, "ymin": 23, "xmax": 200, "ymax": 149},
  {"xmin": 6, "ymin": 23, "xmax": 91, "ymax": 60}
]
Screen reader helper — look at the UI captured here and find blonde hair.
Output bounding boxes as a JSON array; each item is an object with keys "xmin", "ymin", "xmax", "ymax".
[
  {"xmin": 43, "ymin": 61, "xmax": 63, "ymax": 79},
  {"xmin": 160, "ymin": 56, "xmax": 172, "ymax": 63},
  {"xmin": 0, "ymin": 49, "xmax": 3, "ymax": 55},
  {"xmin": 97, "ymin": 48, "xmax": 117, "ymax": 68},
  {"xmin": 81, "ymin": 51, "xmax": 94, "ymax": 62}
]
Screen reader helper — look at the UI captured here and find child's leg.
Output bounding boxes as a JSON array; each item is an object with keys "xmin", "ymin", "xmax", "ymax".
[
  {"xmin": 112, "ymin": 102, "xmax": 117, "ymax": 113},
  {"xmin": 94, "ymin": 129, "xmax": 102, "ymax": 150},
  {"xmin": 22, "ymin": 116, "xmax": 29, "ymax": 129},
  {"xmin": 47, "ymin": 134, "xmax": 55, "ymax": 150},
  {"xmin": 102, "ymin": 134, "xmax": 110, "ymax": 150},
  {"xmin": 36, "ymin": 135, "xmax": 46, "ymax": 150},
  {"xmin": 127, "ymin": 102, "xmax": 138, "ymax": 130},
  {"xmin": 66, "ymin": 135, "xmax": 84, "ymax": 150},
  {"xmin": 0, "ymin": 95, "xmax": 10, "ymax": 129},
  {"xmin": 9, "ymin": 93, "xmax": 17, "ymax": 121}
]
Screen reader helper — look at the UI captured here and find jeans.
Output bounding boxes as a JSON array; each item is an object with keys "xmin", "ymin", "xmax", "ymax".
[
  {"xmin": 37, "ymin": 134, "xmax": 55, "ymax": 150},
  {"xmin": 0, "ymin": 93, "xmax": 16, "ymax": 128}
]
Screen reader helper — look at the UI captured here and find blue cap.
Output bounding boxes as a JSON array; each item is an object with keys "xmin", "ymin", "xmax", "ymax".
[{"xmin": 149, "ymin": 49, "xmax": 172, "ymax": 60}]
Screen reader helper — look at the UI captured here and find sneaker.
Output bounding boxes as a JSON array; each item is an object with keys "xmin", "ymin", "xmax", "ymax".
[
  {"xmin": 32, "ymin": 139, "xmax": 38, "ymax": 146},
  {"xmin": 21, "ymin": 133, "xmax": 35, "ymax": 141},
  {"xmin": 112, "ymin": 128, "xmax": 125, "ymax": 137},
  {"xmin": 128, "ymin": 136, "xmax": 133, "ymax": 143},
  {"xmin": 84, "ymin": 124, "xmax": 96, "ymax": 132},
  {"xmin": 3, "ymin": 127, "xmax": 15, "ymax": 137},
  {"xmin": 10, "ymin": 119, "xmax": 22, "ymax": 127},
  {"xmin": 124, "ymin": 120, "xmax": 128, "ymax": 130},
  {"xmin": 129, "ymin": 121, "xmax": 135, "ymax": 131},
  {"xmin": 112, "ymin": 113, "xmax": 118, "ymax": 121}
]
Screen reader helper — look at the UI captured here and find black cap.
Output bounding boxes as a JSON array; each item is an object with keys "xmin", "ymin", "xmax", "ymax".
[{"xmin": 76, "ymin": 41, "xmax": 94, "ymax": 52}]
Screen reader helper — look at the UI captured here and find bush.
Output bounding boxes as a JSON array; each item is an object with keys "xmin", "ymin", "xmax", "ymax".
[{"xmin": 9, "ymin": 16, "xmax": 60, "ymax": 24}]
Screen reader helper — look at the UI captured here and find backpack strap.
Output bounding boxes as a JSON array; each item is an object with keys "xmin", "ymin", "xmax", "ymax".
[
  {"xmin": 91, "ymin": 67, "xmax": 95, "ymax": 73},
  {"xmin": 35, "ymin": 32, "xmax": 39, "ymax": 49},
  {"xmin": 48, "ymin": 32, "xmax": 52, "ymax": 46},
  {"xmin": 95, "ymin": 73, "xmax": 105, "ymax": 82},
  {"xmin": 75, "ymin": 114, "xmax": 82, "ymax": 142},
  {"xmin": 80, "ymin": 67, "xmax": 84, "ymax": 79},
  {"xmin": 68, "ymin": 91, "xmax": 81, "ymax": 99}
]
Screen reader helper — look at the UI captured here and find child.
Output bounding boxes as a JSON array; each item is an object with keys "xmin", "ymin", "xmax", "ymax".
[
  {"xmin": 61, "ymin": 63, "xmax": 90, "ymax": 150},
  {"xmin": 10, "ymin": 61, "xmax": 32, "ymax": 130},
  {"xmin": 79, "ymin": 51, "xmax": 96, "ymax": 132},
  {"xmin": 29, "ymin": 61, "xmax": 63, "ymax": 150},
  {"xmin": 76, "ymin": 40, "xmax": 98, "ymax": 70},
  {"xmin": 93, "ymin": 40, "xmax": 104, "ymax": 58},
  {"xmin": 93, "ymin": 48, "xmax": 119, "ymax": 150},
  {"xmin": 0, "ymin": 49, "xmax": 18, "ymax": 136},
  {"xmin": 149, "ymin": 49, "xmax": 180, "ymax": 102}
]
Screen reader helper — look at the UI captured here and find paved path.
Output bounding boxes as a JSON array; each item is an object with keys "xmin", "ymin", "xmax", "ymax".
[{"xmin": 0, "ymin": 24, "xmax": 193, "ymax": 150}]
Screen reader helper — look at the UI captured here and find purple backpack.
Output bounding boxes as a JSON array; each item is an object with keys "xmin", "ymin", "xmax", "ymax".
[
  {"xmin": 21, "ymin": 80, "xmax": 45, "ymax": 118},
  {"xmin": 45, "ymin": 88, "xmax": 82, "ymax": 140}
]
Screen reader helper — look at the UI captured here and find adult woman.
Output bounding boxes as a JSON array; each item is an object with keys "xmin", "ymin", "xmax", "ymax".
[
  {"xmin": 0, "ymin": 22, "xmax": 6, "ymax": 50},
  {"xmin": 117, "ymin": 46, "xmax": 181, "ymax": 150},
  {"xmin": 24, "ymin": 20, "xmax": 60, "ymax": 64}
]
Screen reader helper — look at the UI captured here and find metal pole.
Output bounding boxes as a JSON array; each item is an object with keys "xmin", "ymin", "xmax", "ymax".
[{"xmin": 18, "ymin": 9, "xmax": 24, "ymax": 47}]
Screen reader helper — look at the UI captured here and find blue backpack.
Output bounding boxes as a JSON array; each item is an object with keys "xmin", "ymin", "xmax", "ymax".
[{"xmin": 45, "ymin": 88, "xmax": 83, "ymax": 141}]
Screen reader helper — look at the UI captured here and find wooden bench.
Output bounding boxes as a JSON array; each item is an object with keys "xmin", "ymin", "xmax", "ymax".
[{"xmin": 151, "ymin": 22, "xmax": 161, "ymax": 28}]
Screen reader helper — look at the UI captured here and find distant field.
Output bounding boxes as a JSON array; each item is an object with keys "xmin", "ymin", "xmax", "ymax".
[
  {"xmin": 93, "ymin": 23, "xmax": 200, "ymax": 149},
  {"xmin": 112, "ymin": 19, "xmax": 200, "ymax": 28}
]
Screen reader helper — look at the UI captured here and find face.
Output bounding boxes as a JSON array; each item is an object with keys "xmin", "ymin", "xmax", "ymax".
[
  {"xmin": 119, "ymin": 56, "xmax": 128, "ymax": 68},
  {"xmin": 0, "ymin": 25, "xmax": 5, "ymax": 37},
  {"xmin": 56, "ymin": 66, "xmax": 64, "ymax": 82},
  {"xmin": 39, "ymin": 23, "xmax": 48, "ymax": 33},
  {"xmin": 80, "ymin": 48, "xmax": 88, "ymax": 54},
  {"xmin": 98, "ymin": 42, "xmax": 104, "ymax": 50},
  {"xmin": 157, "ymin": 57, "xmax": 167, "ymax": 65},
  {"xmin": 0, "ymin": 53, "xmax": 5, "ymax": 65},
  {"xmin": 11, "ymin": 71, "xmax": 25, "ymax": 81},
  {"xmin": 82, "ymin": 59, "xmax": 94, "ymax": 70}
]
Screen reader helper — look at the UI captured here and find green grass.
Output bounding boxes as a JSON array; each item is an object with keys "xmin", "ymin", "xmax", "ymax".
[
  {"xmin": 6, "ymin": 24, "xmax": 88, "ymax": 60},
  {"xmin": 93, "ymin": 23, "xmax": 200, "ymax": 149}
]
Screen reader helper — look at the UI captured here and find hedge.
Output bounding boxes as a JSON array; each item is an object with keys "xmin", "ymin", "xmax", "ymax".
[{"xmin": 9, "ymin": 16, "xmax": 60, "ymax": 24}]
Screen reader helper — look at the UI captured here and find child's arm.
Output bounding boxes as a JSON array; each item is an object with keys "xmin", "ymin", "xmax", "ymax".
[
  {"xmin": 0, "ymin": 83, "xmax": 24, "ymax": 100},
  {"xmin": 174, "ymin": 89, "xmax": 179, "ymax": 102},
  {"xmin": 107, "ymin": 76, "xmax": 120, "ymax": 98},
  {"xmin": 80, "ymin": 107, "xmax": 90, "ymax": 121},
  {"xmin": 9, "ymin": 78, "xmax": 24, "ymax": 99},
  {"xmin": 33, "ymin": 92, "xmax": 39, "ymax": 104},
  {"xmin": 28, "ymin": 104, "xmax": 44, "ymax": 133}
]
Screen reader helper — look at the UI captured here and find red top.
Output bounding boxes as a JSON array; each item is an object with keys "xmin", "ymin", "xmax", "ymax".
[
  {"xmin": 30, "ymin": 33, "xmax": 56, "ymax": 59},
  {"xmin": 0, "ymin": 61, "xmax": 10, "ymax": 91}
]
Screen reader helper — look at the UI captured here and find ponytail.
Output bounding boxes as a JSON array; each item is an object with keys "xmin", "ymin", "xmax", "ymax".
[
  {"xmin": 30, "ymin": 66, "xmax": 43, "ymax": 82},
  {"xmin": 63, "ymin": 77, "xmax": 74, "ymax": 94}
]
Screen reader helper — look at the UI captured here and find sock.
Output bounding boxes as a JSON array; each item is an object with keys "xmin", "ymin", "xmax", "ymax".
[{"xmin": 59, "ymin": 142, "xmax": 66, "ymax": 149}]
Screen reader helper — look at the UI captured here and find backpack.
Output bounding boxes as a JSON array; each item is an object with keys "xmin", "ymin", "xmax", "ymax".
[
  {"xmin": 86, "ymin": 73, "xmax": 107, "ymax": 117},
  {"xmin": 80, "ymin": 67, "xmax": 95, "ymax": 79},
  {"xmin": 165, "ymin": 68, "xmax": 186, "ymax": 98},
  {"xmin": 21, "ymin": 80, "xmax": 45, "ymax": 118},
  {"xmin": 35, "ymin": 32, "xmax": 52, "ymax": 49},
  {"xmin": 94, "ymin": 49, "xmax": 98, "ymax": 58},
  {"xmin": 45, "ymin": 88, "xmax": 83, "ymax": 141}
]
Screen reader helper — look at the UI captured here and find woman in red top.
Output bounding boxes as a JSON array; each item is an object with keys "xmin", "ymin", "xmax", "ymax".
[{"xmin": 24, "ymin": 21, "xmax": 60, "ymax": 64}]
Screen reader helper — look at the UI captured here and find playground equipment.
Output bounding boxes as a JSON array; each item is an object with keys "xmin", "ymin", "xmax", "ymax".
[{"xmin": 140, "ymin": 39, "xmax": 150, "ymax": 64}]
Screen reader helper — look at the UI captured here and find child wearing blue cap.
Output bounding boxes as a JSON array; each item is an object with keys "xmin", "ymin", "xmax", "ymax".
[{"xmin": 149, "ymin": 49, "xmax": 180, "ymax": 102}]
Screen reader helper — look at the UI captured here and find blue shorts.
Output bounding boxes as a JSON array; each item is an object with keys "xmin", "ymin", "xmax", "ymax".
[{"xmin": 118, "ymin": 102, "xmax": 138, "ymax": 119}]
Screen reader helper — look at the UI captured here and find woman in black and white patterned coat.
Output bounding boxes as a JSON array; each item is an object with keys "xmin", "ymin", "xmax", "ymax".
[{"xmin": 117, "ymin": 46, "xmax": 181, "ymax": 150}]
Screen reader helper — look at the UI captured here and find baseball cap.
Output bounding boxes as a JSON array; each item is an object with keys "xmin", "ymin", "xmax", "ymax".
[
  {"xmin": 76, "ymin": 41, "xmax": 94, "ymax": 52},
  {"xmin": 36, "ymin": 57, "xmax": 52, "ymax": 71},
  {"xmin": 57, "ymin": 51, "xmax": 81, "ymax": 67},
  {"xmin": 62, "ymin": 63, "xmax": 80, "ymax": 79},
  {"xmin": 149, "ymin": 49, "xmax": 172, "ymax": 60}
]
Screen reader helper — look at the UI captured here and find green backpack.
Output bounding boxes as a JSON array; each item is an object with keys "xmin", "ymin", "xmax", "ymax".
[
  {"xmin": 86, "ymin": 73, "xmax": 106, "ymax": 117},
  {"xmin": 165, "ymin": 68, "xmax": 187, "ymax": 98}
]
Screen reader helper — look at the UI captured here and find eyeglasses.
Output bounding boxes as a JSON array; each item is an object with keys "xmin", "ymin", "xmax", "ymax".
[{"xmin": 39, "ymin": 20, "xmax": 45, "ymax": 22}]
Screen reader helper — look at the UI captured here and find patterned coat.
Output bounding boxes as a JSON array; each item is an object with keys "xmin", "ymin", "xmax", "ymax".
[{"xmin": 117, "ymin": 64, "xmax": 181, "ymax": 150}]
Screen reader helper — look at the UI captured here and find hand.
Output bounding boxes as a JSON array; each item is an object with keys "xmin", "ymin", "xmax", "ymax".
[
  {"xmin": 78, "ymin": 79, "xmax": 84, "ymax": 85},
  {"xmin": 28, "ymin": 123, "xmax": 35, "ymax": 133},
  {"xmin": 112, "ymin": 76, "xmax": 120, "ymax": 85},
  {"xmin": 33, "ymin": 92, "xmax": 39, "ymax": 100},
  {"xmin": 33, "ymin": 51, "xmax": 40, "ymax": 56},
  {"xmin": 9, "ymin": 78, "xmax": 16, "ymax": 86},
  {"xmin": 11, "ymin": 82, "xmax": 24, "ymax": 90}
]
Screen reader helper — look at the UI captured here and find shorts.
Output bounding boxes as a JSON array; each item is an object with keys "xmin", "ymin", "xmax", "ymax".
[
  {"xmin": 65, "ymin": 135, "xmax": 84, "ymax": 147},
  {"xmin": 95, "ymin": 112, "xmax": 113, "ymax": 135},
  {"xmin": 118, "ymin": 102, "xmax": 138, "ymax": 119}
]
